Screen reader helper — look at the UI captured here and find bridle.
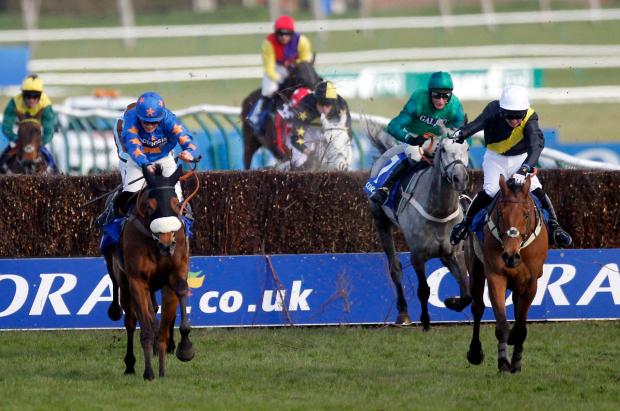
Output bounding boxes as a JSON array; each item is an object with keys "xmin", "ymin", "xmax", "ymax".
[
  {"xmin": 486, "ymin": 194, "xmax": 543, "ymax": 251},
  {"xmin": 435, "ymin": 141, "xmax": 467, "ymax": 185}
]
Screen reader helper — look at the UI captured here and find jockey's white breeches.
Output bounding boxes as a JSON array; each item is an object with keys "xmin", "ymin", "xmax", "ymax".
[
  {"xmin": 121, "ymin": 152, "xmax": 183, "ymax": 200},
  {"xmin": 262, "ymin": 65, "xmax": 289, "ymax": 97},
  {"xmin": 318, "ymin": 127, "xmax": 352, "ymax": 170},
  {"xmin": 482, "ymin": 149, "xmax": 541, "ymax": 196}
]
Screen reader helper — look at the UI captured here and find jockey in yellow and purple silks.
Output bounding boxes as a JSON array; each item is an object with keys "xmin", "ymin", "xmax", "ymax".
[
  {"xmin": 246, "ymin": 15, "xmax": 313, "ymax": 132},
  {"xmin": 109, "ymin": 91, "xmax": 197, "ymax": 221},
  {"xmin": 0, "ymin": 74, "xmax": 57, "ymax": 172}
]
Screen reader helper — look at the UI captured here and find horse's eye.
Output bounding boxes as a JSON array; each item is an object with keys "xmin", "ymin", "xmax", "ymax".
[{"xmin": 146, "ymin": 198, "xmax": 157, "ymax": 213}]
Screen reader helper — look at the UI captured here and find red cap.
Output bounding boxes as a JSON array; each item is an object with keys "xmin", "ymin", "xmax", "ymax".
[{"xmin": 274, "ymin": 15, "xmax": 295, "ymax": 32}]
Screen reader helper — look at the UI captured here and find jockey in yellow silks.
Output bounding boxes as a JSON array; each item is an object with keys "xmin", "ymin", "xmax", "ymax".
[
  {"xmin": 246, "ymin": 15, "xmax": 313, "ymax": 133},
  {"xmin": 0, "ymin": 74, "xmax": 57, "ymax": 172}
]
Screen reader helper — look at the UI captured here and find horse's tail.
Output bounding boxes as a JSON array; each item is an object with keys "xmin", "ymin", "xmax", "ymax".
[{"xmin": 360, "ymin": 114, "xmax": 398, "ymax": 155}]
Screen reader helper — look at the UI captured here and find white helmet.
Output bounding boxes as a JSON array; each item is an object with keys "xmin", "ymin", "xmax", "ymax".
[{"xmin": 499, "ymin": 85, "xmax": 530, "ymax": 111}]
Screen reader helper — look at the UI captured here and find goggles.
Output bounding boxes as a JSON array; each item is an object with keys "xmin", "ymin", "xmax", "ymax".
[
  {"xmin": 275, "ymin": 30, "xmax": 294, "ymax": 36},
  {"xmin": 501, "ymin": 109, "xmax": 527, "ymax": 120},
  {"xmin": 140, "ymin": 119, "xmax": 161, "ymax": 126},
  {"xmin": 22, "ymin": 91, "xmax": 42, "ymax": 100},
  {"xmin": 430, "ymin": 91, "xmax": 452, "ymax": 100}
]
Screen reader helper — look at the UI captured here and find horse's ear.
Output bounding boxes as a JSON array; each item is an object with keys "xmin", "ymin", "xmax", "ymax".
[
  {"xmin": 142, "ymin": 165, "xmax": 155, "ymax": 185},
  {"xmin": 523, "ymin": 175, "xmax": 532, "ymax": 194},
  {"xmin": 311, "ymin": 52, "xmax": 316, "ymax": 65},
  {"xmin": 499, "ymin": 174, "xmax": 508, "ymax": 194}
]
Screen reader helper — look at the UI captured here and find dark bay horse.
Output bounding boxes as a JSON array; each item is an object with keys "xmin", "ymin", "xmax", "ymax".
[
  {"xmin": 465, "ymin": 174, "xmax": 548, "ymax": 373},
  {"xmin": 241, "ymin": 60, "xmax": 322, "ymax": 169},
  {"xmin": 3, "ymin": 119, "xmax": 53, "ymax": 174},
  {"xmin": 368, "ymin": 132, "xmax": 471, "ymax": 330},
  {"xmin": 103, "ymin": 164, "xmax": 194, "ymax": 380}
]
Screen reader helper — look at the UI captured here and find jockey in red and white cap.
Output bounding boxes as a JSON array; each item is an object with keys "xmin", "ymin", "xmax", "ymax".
[{"xmin": 246, "ymin": 15, "xmax": 313, "ymax": 133}]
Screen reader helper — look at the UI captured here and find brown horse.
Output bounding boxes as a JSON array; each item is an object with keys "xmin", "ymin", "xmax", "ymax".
[
  {"xmin": 3, "ymin": 119, "xmax": 52, "ymax": 174},
  {"xmin": 240, "ymin": 60, "xmax": 322, "ymax": 169},
  {"xmin": 465, "ymin": 174, "xmax": 548, "ymax": 373},
  {"xmin": 103, "ymin": 164, "xmax": 194, "ymax": 380}
]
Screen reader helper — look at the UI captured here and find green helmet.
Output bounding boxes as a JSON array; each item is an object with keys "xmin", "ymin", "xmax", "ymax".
[{"xmin": 428, "ymin": 71, "xmax": 453, "ymax": 91}]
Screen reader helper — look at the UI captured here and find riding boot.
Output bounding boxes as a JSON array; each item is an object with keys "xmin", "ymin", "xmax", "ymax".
[
  {"xmin": 113, "ymin": 191, "xmax": 135, "ymax": 218},
  {"xmin": 450, "ymin": 190, "xmax": 493, "ymax": 245},
  {"xmin": 370, "ymin": 159, "xmax": 413, "ymax": 205},
  {"xmin": 0, "ymin": 145, "xmax": 13, "ymax": 173},
  {"xmin": 96, "ymin": 191, "xmax": 118, "ymax": 228},
  {"xmin": 532, "ymin": 188, "xmax": 572, "ymax": 247}
]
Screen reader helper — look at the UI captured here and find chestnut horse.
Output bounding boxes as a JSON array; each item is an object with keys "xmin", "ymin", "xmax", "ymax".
[
  {"xmin": 3, "ymin": 119, "xmax": 53, "ymax": 174},
  {"xmin": 103, "ymin": 164, "xmax": 194, "ymax": 380},
  {"xmin": 465, "ymin": 174, "xmax": 548, "ymax": 373},
  {"xmin": 240, "ymin": 60, "xmax": 321, "ymax": 169}
]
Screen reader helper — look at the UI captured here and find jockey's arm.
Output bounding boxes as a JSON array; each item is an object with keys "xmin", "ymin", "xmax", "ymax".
[
  {"xmin": 296, "ymin": 35, "xmax": 313, "ymax": 63},
  {"xmin": 459, "ymin": 101, "xmax": 494, "ymax": 139},
  {"xmin": 41, "ymin": 106, "xmax": 56, "ymax": 145},
  {"xmin": 1, "ymin": 99, "xmax": 17, "ymax": 141},
  {"xmin": 165, "ymin": 114, "xmax": 198, "ymax": 158},
  {"xmin": 387, "ymin": 97, "xmax": 418, "ymax": 143},
  {"xmin": 122, "ymin": 117, "xmax": 149, "ymax": 167},
  {"xmin": 446, "ymin": 98, "xmax": 466, "ymax": 129},
  {"xmin": 262, "ymin": 40, "xmax": 280, "ymax": 82},
  {"xmin": 521, "ymin": 113, "xmax": 544, "ymax": 169}
]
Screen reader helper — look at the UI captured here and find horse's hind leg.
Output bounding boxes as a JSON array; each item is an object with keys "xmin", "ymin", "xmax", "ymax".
[
  {"xmin": 411, "ymin": 254, "xmax": 431, "ymax": 331},
  {"xmin": 508, "ymin": 283, "xmax": 536, "ymax": 373},
  {"xmin": 120, "ymin": 289, "xmax": 136, "ymax": 375},
  {"xmin": 104, "ymin": 252, "xmax": 122, "ymax": 321},
  {"xmin": 371, "ymin": 206, "xmax": 411, "ymax": 325},
  {"xmin": 174, "ymin": 277, "xmax": 195, "ymax": 362},
  {"xmin": 487, "ymin": 273, "xmax": 511, "ymax": 373},
  {"xmin": 467, "ymin": 256, "xmax": 485, "ymax": 365},
  {"xmin": 440, "ymin": 253, "xmax": 471, "ymax": 312}
]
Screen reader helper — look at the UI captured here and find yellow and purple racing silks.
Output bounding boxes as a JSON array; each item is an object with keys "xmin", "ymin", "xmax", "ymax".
[{"xmin": 121, "ymin": 107, "xmax": 196, "ymax": 167}]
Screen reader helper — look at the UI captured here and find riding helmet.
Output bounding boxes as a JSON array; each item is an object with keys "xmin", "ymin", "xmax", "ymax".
[
  {"xmin": 499, "ymin": 85, "xmax": 530, "ymax": 111},
  {"xmin": 21, "ymin": 74, "xmax": 44, "ymax": 92},
  {"xmin": 314, "ymin": 81, "xmax": 338, "ymax": 105},
  {"xmin": 136, "ymin": 91, "xmax": 166, "ymax": 122},
  {"xmin": 274, "ymin": 15, "xmax": 295, "ymax": 33},
  {"xmin": 427, "ymin": 71, "xmax": 453, "ymax": 91}
]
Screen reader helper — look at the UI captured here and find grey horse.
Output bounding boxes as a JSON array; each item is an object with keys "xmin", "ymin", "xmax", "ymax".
[{"xmin": 368, "ymin": 131, "xmax": 472, "ymax": 329}]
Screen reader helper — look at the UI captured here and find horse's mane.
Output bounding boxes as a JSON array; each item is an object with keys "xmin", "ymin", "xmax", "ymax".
[{"xmin": 362, "ymin": 116, "xmax": 399, "ymax": 155}]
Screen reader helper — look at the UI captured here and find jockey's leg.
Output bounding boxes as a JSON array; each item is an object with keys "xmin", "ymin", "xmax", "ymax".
[
  {"xmin": 0, "ymin": 143, "xmax": 14, "ymax": 173},
  {"xmin": 450, "ymin": 190, "xmax": 493, "ymax": 245},
  {"xmin": 370, "ymin": 157, "xmax": 414, "ymax": 205},
  {"xmin": 39, "ymin": 145, "xmax": 58, "ymax": 172},
  {"xmin": 247, "ymin": 73, "xmax": 281, "ymax": 133},
  {"xmin": 532, "ymin": 188, "xmax": 572, "ymax": 247}
]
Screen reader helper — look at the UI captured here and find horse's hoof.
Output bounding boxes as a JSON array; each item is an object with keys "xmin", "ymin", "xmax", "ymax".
[
  {"xmin": 107, "ymin": 304, "xmax": 122, "ymax": 321},
  {"xmin": 510, "ymin": 363, "xmax": 522, "ymax": 373},
  {"xmin": 467, "ymin": 349, "xmax": 484, "ymax": 365},
  {"xmin": 176, "ymin": 341, "xmax": 195, "ymax": 362},
  {"xmin": 420, "ymin": 313, "xmax": 430, "ymax": 331},
  {"xmin": 396, "ymin": 314, "xmax": 412, "ymax": 326},
  {"xmin": 498, "ymin": 358, "xmax": 511, "ymax": 373},
  {"xmin": 444, "ymin": 296, "xmax": 472, "ymax": 312},
  {"xmin": 143, "ymin": 369, "xmax": 155, "ymax": 381},
  {"xmin": 124, "ymin": 368, "xmax": 135, "ymax": 375},
  {"xmin": 167, "ymin": 342, "xmax": 176, "ymax": 354}
]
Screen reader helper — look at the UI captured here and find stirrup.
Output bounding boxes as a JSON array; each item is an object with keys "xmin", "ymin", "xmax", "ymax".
[
  {"xmin": 370, "ymin": 187, "xmax": 389, "ymax": 204},
  {"xmin": 450, "ymin": 221, "xmax": 469, "ymax": 245},
  {"xmin": 553, "ymin": 228, "xmax": 572, "ymax": 247}
]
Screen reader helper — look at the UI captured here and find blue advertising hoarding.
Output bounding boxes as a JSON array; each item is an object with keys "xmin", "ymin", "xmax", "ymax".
[{"xmin": 0, "ymin": 250, "xmax": 618, "ymax": 330}]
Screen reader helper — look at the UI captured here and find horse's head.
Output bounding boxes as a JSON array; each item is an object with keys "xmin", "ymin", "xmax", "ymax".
[
  {"xmin": 16, "ymin": 119, "xmax": 43, "ymax": 173},
  {"xmin": 496, "ymin": 174, "xmax": 534, "ymax": 268},
  {"xmin": 284, "ymin": 60, "xmax": 322, "ymax": 94},
  {"xmin": 435, "ymin": 137, "xmax": 469, "ymax": 192},
  {"xmin": 142, "ymin": 164, "xmax": 184, "ymax": 257}
]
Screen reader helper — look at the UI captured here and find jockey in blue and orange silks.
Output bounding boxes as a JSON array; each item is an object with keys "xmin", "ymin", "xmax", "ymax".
[
  {"xmin": 246, "ymin": 15, "xmax": 313, "ymax": 133},
  {"xmin": 97, "ymin": 91, "xmax": 197, "ymax": 226}
]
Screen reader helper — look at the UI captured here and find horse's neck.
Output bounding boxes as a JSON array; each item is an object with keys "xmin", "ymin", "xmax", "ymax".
[{"xmin": 416, "ymin": 162, "xmax": 459, "ymax": 212}]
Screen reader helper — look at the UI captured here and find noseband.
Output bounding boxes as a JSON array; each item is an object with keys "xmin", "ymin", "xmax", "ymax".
[{"xmin": 486, "ymin": 196, "xmax": 543, "ymax": 251}]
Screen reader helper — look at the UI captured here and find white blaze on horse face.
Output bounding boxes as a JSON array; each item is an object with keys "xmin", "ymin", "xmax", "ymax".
[{"xmin": 150, "ymin": 216, "xmax": 182, "ymax": 234}]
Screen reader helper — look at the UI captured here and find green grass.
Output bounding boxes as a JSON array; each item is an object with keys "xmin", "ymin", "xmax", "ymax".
[{"xmin": 0, "ymin": 322, "xmax": 619, "ymax": 410}]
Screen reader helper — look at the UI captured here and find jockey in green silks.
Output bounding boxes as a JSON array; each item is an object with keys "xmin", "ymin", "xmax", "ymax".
[{"xmin": 369, "ymin": 71, "xmax": 465, "ymax": 204}]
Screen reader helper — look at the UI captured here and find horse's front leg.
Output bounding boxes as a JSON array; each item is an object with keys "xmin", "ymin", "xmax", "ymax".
[
  {"xmin": 371, "ymin": 207, "xmax": 411, "ymax": 325},
  {"xmin": 411, "ymin": 254, "xmax": 431, "ymax": 331},
  {"xmin": 174, "ymin": 277, "xmax": 195, "ymax": 362},
  {"xmin": 440, "ymin": 252, "xmax": 472, "ymax": 312},
  {"xmin": 157, "ymin": 287, "xmax": 179, "ymax": 377},
  {"xmin": 467, "ymin": 257, "xmax": 486, "ymax": 365},
  {"xmin": 121, "ymin": 294, "xmax": 137, "ymax": 375},
  {"xmin": 129, "ymin": 279, "xmax": 156, "ymax": 380},
  {"xmin": 487, "ymin": 273, "xmax": 511, "ymax": 373},
  {"xmin": 508, "ymin": 280, "xmax": 537, "ymax": 373}
]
